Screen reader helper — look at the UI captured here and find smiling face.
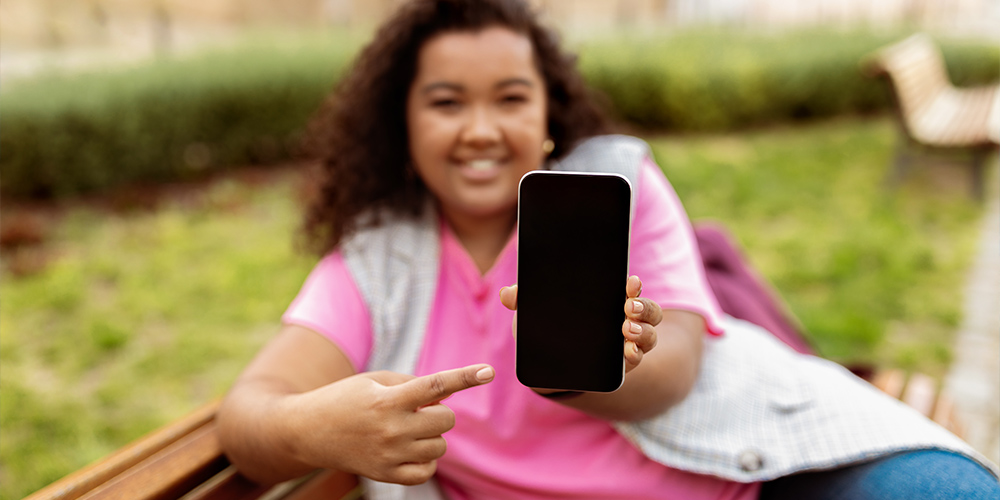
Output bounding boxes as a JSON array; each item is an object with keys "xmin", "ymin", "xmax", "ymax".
[{"xmin": 407, "ymin": 26, "xmax": 548, "ymax": 225}]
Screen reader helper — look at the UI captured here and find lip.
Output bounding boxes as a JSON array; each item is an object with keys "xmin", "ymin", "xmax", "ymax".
[{"xmin": 455, "ymin": 157, "xmax": 507, "ymax": 182}]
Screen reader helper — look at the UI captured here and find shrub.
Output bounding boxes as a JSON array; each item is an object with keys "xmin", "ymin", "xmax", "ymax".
[
  {"xmin": 578, "ymin": 30, "xmax": 999, "ymax": 130},
  {"xmin": 0, "ymin": 34, "xmax": 359, "ymax": 198},
  {"xmin": 1, "ymin": 30, "xmax": 996, "ymax": 198}
]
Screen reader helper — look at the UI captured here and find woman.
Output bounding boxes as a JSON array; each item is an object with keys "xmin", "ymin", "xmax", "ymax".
[{"xmin": 217, "ymin": 1, "xmax": 998, "ymax": 499}]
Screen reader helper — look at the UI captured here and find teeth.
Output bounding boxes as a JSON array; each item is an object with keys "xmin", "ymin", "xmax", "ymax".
[{"xmin": 467, "ymin": 160, "xmax": 497, "ymax": 170}]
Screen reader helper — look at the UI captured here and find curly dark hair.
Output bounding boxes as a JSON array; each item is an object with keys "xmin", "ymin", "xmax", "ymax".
[{"xmin": 303, "ymin": 0, "xmax": 610, "ymax": 255}]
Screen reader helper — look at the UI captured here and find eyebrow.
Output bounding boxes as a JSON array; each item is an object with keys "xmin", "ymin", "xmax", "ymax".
[{"xmin": 419, "ymin": 77, "xmax": 535, "ymax": 95}]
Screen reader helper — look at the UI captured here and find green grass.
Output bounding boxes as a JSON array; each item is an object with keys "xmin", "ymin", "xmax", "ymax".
[
  {"xmin": 0, "ymin": 172, "xmax": 316, "ymax": 498},
  {"xmin": 0, "ymin": 117, "xmax": 990, "ymax": 499},
  {"xmin": 648, "ymin": 118, "xmax": 987, "ymax": 371}
]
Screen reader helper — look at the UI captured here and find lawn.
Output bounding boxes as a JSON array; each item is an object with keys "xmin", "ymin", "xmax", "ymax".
[
  {"xmin": 648, "ymin": 118, "xmax": 986, "ymax": 371},
  {"xmin": 0, "ymin": 116, "xmax": 989, "ymax": 499}
]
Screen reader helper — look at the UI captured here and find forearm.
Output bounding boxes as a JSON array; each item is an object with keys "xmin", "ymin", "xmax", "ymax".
[
  {"xmin": 215, "ymin": 325, "xmax": 359, "ymax": 485},
  {"xmin": 554, "ymin": 310, "xmax": 704, "ymax": 421},
  {"xmin": 216, "ymin": 379, "xmax": 317, "ymax": 485}
]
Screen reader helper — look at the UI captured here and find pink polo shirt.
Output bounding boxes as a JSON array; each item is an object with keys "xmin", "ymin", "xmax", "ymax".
[{"xmin": 284, "ymin": 159, "xmax": 759, "ymax": 500}]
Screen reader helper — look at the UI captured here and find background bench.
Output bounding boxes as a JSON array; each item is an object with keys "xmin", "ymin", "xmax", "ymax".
[{"xmin": 864, "ymin": 33, "xmax": 999, "ymax": 200}]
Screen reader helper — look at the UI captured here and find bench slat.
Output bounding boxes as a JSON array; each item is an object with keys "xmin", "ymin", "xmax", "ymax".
[
  {"xmin": 77, "ymin": 422, "xmax": 228, "ymax": 500},
  {"xmin": 901, "ymin": 373, "xmax": 937, "ymax": 418},
  {"xmin": 871, "ymin": 369, "xmax": 906, "ymax": 400},
  {"xmin": 25, "ymin": 402, "xmax": 221, "ymax": 500},
  {"xmin": 180, "ymin": 466, "xmax": 269, "ymax": 500},
  {"xmin": 279, "ymin": 470, "xmax": 360, "ymax": 500}
]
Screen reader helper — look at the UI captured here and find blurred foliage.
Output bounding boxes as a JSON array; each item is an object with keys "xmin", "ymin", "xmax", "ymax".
[
  {"xmin": 579, "ymin": 30, "xmax": 1000, "ymax": 130},
  {"xmin": 0, "ymin": 118, "xmax": 987, "ymax": 498},
  {"xmin": 1, "ymin": 30, "xmax": 997, "ymax": 199},
  {"xmin": 0, "ymin": 32, "xmax": 361, "ymax": 198}
]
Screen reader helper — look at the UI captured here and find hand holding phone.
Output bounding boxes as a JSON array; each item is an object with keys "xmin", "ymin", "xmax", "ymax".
[{"xmin": 501, "ymin": 276, "xmax": 663, "ymax": 383}]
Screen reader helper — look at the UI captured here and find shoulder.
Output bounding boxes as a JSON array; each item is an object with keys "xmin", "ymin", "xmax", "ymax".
[
  {"xmin": 550, "ymin": 135, "xmax": 650, "ymax": 185},
  {"xmin": 551, "ymin": 135, "xmax": 650, "ymax": 169},
  {"xmin": 567, "ymin": 134, "xmax": 650, "ymax": 157},
  {"xmin": 338, "ymin": 201, "xmax": 441, "ymax": 312},
  {"xmin": 340, "ymin": 200, "xmax": 439, "ymax": 266}
]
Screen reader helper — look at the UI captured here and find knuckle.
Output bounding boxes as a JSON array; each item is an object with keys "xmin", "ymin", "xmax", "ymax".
[
  {"xmin": 644, "ymin": 301, "xmax": 663, "ymax": 325},
  {"xmin": 400, "ymin": 462, "xmax": 437, "ymax": 485},
  {"xmin": 394, "ymin": 469, "xmax": 418, "ymax": 486},
  {"xmin": 459, "ymin": 369, "xmax": 478, "ymax": 390},
  {"xmin": 377, "ymin": 449, "xmax": 397, "ymax": 469},
  {"xmin": 371, "ymin": 388, "xmax": 397, "ymax": 411},
  {"xmin": 427, "ymin": 374, "xmax": 449, "ymax": 399},
  {"xmin": 421, "ymin": 461, "xmax": 438, "ymax": 481},
  {"xmin": 442, "ymin": 407, "xmax": 456, "ymax": 430},
  {"xmin": 640, "ymin": 323, "xmax": 654, "ymax": 340},
  {"xmin": 426, "ymin": 405, "xmax": 456, "ymax": 434},
  {"xmin": 420, "ymin": 437, "xmax": 448, "ymax": 461},
  {"xmin": 469, "ymin": 369, "xmax": 481, "ymax": 387},
  {"xmin": 372, "ymin": 394, "xmax": 393, "ymax": 412},
  {"xmin": 378, "ymin": 420, "xmax": 405, "ymax": 444},
  {"xmin": 632, "ymin": 347, "xmax": 644, "ymax": 363}
]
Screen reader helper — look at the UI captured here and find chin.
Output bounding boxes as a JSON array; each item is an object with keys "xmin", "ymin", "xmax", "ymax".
[{"xmin": 456, "ymin": 197, "xmax": 517, "ymax": 219}]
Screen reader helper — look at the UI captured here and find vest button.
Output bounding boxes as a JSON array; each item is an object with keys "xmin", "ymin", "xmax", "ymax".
[{"xmin": 738, "ymin": 450, "xmax": 763, "ymax": 472}]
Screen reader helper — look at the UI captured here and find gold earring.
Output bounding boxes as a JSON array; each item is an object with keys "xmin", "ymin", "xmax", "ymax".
[{"xmin": 542, "ymin": 139, "xmax": 555, "ymax": 154}]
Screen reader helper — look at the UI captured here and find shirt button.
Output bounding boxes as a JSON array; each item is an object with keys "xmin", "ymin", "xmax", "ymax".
[{"xmin": 739, "ymin": 450, "xmax": 763, "ymax": 472}]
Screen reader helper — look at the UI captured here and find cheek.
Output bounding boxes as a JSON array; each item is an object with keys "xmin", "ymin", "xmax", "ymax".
[
  {"xmin": 505, "ymin": 110, "xmax": 548, "ymax": 156},
  {"xmin": 409, "ymin": 112, "xmax": 459, "ymax": 153},
  {"xmin": 516, "ymin": 101, "xmax": 548, "ymax": 140}
]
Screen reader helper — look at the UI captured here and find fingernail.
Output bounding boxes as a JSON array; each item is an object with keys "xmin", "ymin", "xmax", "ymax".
[
  {"xmin": 632, "ymin": 300, "xmax": 644, "ymax": 314},
  {"xmin": 633, "ymin": 342, "xmax": 640, "ymax": 354},
  {"xmin": 475, "ymin": 366, "xmax": 495, "ymax": 382},
  {"xmin": 629, "ymin": 321, "xmax": 642, "ymax": 334}
]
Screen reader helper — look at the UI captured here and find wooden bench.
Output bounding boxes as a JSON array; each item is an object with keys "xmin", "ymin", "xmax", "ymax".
[
  {"xmin": 22, "ymin": 400, "xmax": 360, "ymax": 500},
  {"xmin": 25, "ymin": 370, "xmax": 963, "ymax": 500},
  {"xmin": 863, "ymin": 33, "xmax": 999, "ymax": 200}
]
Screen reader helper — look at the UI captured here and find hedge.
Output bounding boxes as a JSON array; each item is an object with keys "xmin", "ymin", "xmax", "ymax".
[
  {"xmin": 0, "ymin": 34, "xmax": 359, "ymax": 198},
  {"xmin": 578, "ymin": 30, "xmax": 1000, "ymax": 130},
  {"xmin": 1, "ymin": 30, "xmax": 997, "ymax": 199}
]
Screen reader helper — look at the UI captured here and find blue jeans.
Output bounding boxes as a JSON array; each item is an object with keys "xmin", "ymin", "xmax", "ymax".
[{"xmin": 759, "ymin": 450, "xmax": 999, "ymax": 500}]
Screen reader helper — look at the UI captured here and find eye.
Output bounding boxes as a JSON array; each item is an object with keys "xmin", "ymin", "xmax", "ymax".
[
  {"xmin": 431, "ymin": 98, "xmax": 461, "ymax": 111},
  {"xmin": 500, "ymin": 94, "xmax": 528, "ymax": 106}
]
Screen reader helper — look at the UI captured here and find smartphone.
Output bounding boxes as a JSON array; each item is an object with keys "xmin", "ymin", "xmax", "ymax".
[{"xmin": 515, "ymin": 170, "xmax": 632, "ymax": 393}]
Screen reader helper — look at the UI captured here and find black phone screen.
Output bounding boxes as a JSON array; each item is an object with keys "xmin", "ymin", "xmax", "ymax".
[{"xmin": 516, "ymin": 171, "xmax": 632, "ymax": 393}]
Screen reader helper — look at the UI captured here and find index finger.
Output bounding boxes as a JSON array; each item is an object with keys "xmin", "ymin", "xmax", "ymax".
[{"xmin": 393, "ymin": 364, "xmax": 495, "ymax": 409}]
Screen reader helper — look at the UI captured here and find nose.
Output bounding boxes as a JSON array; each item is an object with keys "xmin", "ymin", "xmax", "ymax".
[{"xmin": 461, "ymin": 104, "xmax": 501, "ymax": 146}]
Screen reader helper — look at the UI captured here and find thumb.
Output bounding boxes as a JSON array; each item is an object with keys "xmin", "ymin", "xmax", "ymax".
[
  {"xmin": 499, "ymin": 284, "xmax": 518, "ymax": 311},
  {"xmin": 393, "ymin": 364, "xmax": 495, "ymax": 410}
]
